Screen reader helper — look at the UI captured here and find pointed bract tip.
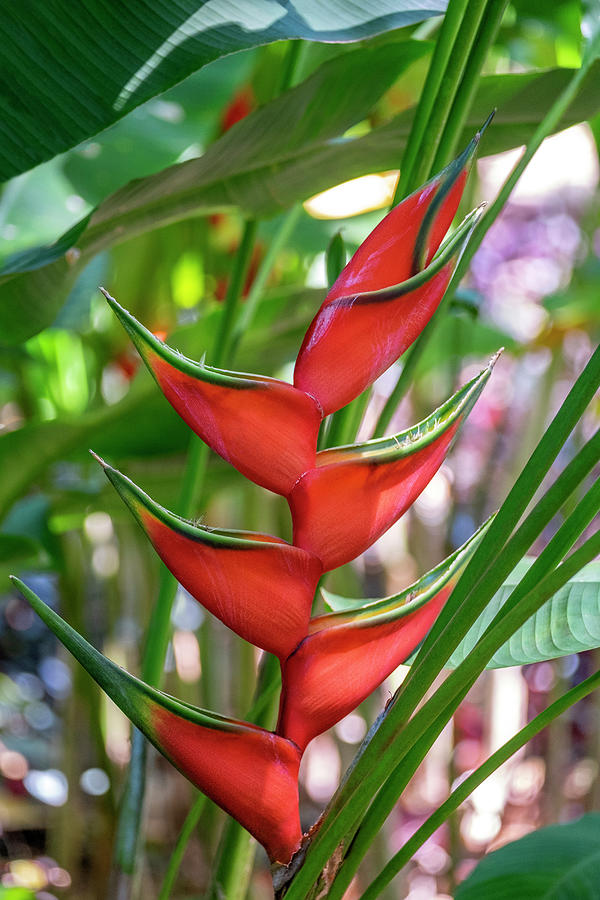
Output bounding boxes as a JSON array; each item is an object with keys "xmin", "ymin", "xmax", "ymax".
[
  {"xmin": 477, "ymin": 110, "xmax": 496, "ymax": 141},
  {"xmin": 488, "ymin": 347, "xmax": 504, "ymax": 369},
  {"xmin": 98, "ymin": 286, "xmax": 114, "ymax": 304},
  {"xmin": 89, "ymin": 449, "xmax": 109, "ymax": 470}
]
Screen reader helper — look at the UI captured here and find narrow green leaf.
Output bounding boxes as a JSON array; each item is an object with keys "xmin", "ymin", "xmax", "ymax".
[
  {"xmin": 363, "ymin": 672, "xmax": 600, "ymax": 900},
  {"xmin": 326, "ymin": 232, "xmax": 347, "ymax": 288}
]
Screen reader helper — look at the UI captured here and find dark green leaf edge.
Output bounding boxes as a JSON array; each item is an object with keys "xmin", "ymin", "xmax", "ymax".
[
  {"xmin": 92, "ymin": 452, "xmax": 301, "ymax": 553},
  {"xmin": 321, "ymin": 349, "xmax": 499, "ymax": 463}
]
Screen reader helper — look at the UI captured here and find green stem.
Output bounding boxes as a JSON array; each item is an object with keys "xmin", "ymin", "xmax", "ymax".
[
  {"xmin": 231, "ymin": 204, "xmax": 303, "ymax": 352},
  {"xmin": 158, "ymin": 795, "xmax": 207, "ymax": 900},
  {"xmin": 406, "ymin": 0, "xmax": 489, "ymax": 193},
  {"xmin": 431, "ymin": 0, "xmax": 507, "ymax": 170},
  {"xmin": 395, "ymin": 0, "xmax": 472, "ymax": 202},
  {"xmin": 362, "ymin": 668, "xmax": 600, "ymax": 900}
]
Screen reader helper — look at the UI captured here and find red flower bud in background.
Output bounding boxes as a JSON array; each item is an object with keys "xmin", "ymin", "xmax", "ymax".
[
  {"xmin": 220, "ymin": 85, "xmax": 256, "ymax": 134},
  {"xmin": 93, "ymin": 454, "xmax": 322, "ymax": 660},
  {"xmin": 289, "ymin": 361, "xmax": 496, "ymax": 571},
  {"xmin": 12, "ymin": 578, "xmax": 301, "ymax": 864},
  {"xmin": 277, "ymin": 518, "xmax": 491, "ymax": 750}
]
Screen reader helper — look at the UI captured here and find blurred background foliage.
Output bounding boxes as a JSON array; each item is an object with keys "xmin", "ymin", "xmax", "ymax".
[{"xmin": 1, "ymin": 1, "xmax": 600, "ymax": 897}]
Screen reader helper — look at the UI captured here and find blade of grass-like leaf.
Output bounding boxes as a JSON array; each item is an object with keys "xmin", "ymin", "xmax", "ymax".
[
  {"xmin": 325, "ymin": 483, "xmax": 600, "ymax": 898},
  {"xmin": 282, "ymin": 347, "xmax": 600, "ymax": 897},
  {"xmin": 405, "ymin": 0, "xmax": 489, "ymax": 193},
  {"xmin": 362, "ymin": 668, "xmax": 600, "ymax": 899},
  {"xmin": 430, "ymin": 0, "xmax": 507, "ymax": 170},
  {"xmin": 395, "ymin": 0, "xmax": 471, "ymax": 201},
  {"xmin": 376, "ymin": 24, "xmax": 600, "ymax": 433},
  {"xmin": 158, "ymin": 795, "xmax": 207, "ymax": 900}
]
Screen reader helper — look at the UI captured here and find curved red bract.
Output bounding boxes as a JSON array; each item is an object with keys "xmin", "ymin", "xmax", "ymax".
[
  {"xmin": 294, "ymin": 158, "xmax": 470, "ymax": 415},
  {"xmin": 294, "ymin": 263, "xmax": 454, "ymax": 414},
  {"xmin": 151, "ymin": 706, "xmax": 302, "ymax": 863},
  {"xmin": 289, "ymin": 424, "xmax": 458, "ymax": 572},
  {"xmin": 141, "ymin": 511, "xmax": 322, "ymax": 660},
  {"xmin": 149, "ymin": 352, "xmax": 322, "ymax": 496},
  {"xmin": 278, "ymin": 587, "xmax": 450, "ymax": 751}
]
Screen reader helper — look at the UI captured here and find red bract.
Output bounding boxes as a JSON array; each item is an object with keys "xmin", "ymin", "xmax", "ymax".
[
  {"xmin": 151, "ymin": 709, "xmax": 302, "ymax": 863},
  {"xmin": 93, "ymin": 454, "xmax": 322, "ymax": 660},
  {"xmin": 294, "ymin": 130, "xmax": 488, "ymax": 415},
  {"xmin": 290, "ymin": 361, "xmax": 496, "ymax": 571},
  {"xmin": 278, "ymin": 520, "xmax": 490, "ymax": 750},
  {"xmin": 101, "ymin": 289, "xmax": 321, "ymax": 496},
  {"xmin": 11, "ymin": 578, "xmax": 301, "ymax": 864}
]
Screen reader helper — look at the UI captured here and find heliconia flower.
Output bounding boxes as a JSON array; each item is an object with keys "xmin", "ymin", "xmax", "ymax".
[
  {"xmin": 100, "ymin": 289, "xmax": 322, "ymax": 497},
  {"xmin": 92, "ymin": 454, "xmax": 322, "ymax": 660},
  {"xmin": 277, "ymin": 519, "xmax": 491, "ymax": 750},
  {"xmin": 294, "ymin": 126, "xmax": 491, "ymax": 415},
  {"xmin": 289, "ymin": 358, "xmax": 497, "ymax": 572},
  {"xmin": 11, "ymin": 578, "xmax": 302, "ymax": 864}
]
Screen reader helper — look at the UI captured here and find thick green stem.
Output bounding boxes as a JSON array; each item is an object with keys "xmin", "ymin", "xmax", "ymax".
[
  {"xmin": 231, "ymin": 204, "xmax": 303, "ymax": 352},
  {"xmin": 362, "ymin": 668, "xmax": 600, "ymax": 899},
  {"xmin": 395, "ymin": 0, "xmax": 472, "ymax": 201},
  {"xmin": 406, "ymin": 0, "xmax": 489, "ymax": 193},
  {"xmin": 431, "ymin": 0, "xmax": 507, "ymax": 170}
]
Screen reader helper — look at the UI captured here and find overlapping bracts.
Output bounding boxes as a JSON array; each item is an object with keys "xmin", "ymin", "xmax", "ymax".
[{"xmin": 16, "ymin": 134, "xmax": 497, "ymax": 865}]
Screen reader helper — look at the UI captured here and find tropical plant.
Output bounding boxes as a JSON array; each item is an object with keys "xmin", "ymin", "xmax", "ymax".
[{"xmin": 2, "ymin": 1, "xmax": 600, "ymax": 899}]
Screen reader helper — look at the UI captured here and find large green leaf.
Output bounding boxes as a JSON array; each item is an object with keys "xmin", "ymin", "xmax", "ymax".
[
  {"xmin": 0, "ymin": 38, "xmax": 427, "ymax": 343},
  {"xmin": 456, "ymin": 814, "xmax": 600, "ymax": 900},
  {"xmin": 2, "ymin": 58, "xmax": 599, "ymax": 345},
  {"xmin": 0, "ymin": 1, "xmax": 446, "ymax": 180},
  {"xmin": 446, "ymin": 557, "xmax": 600, "ymax": 668}
]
